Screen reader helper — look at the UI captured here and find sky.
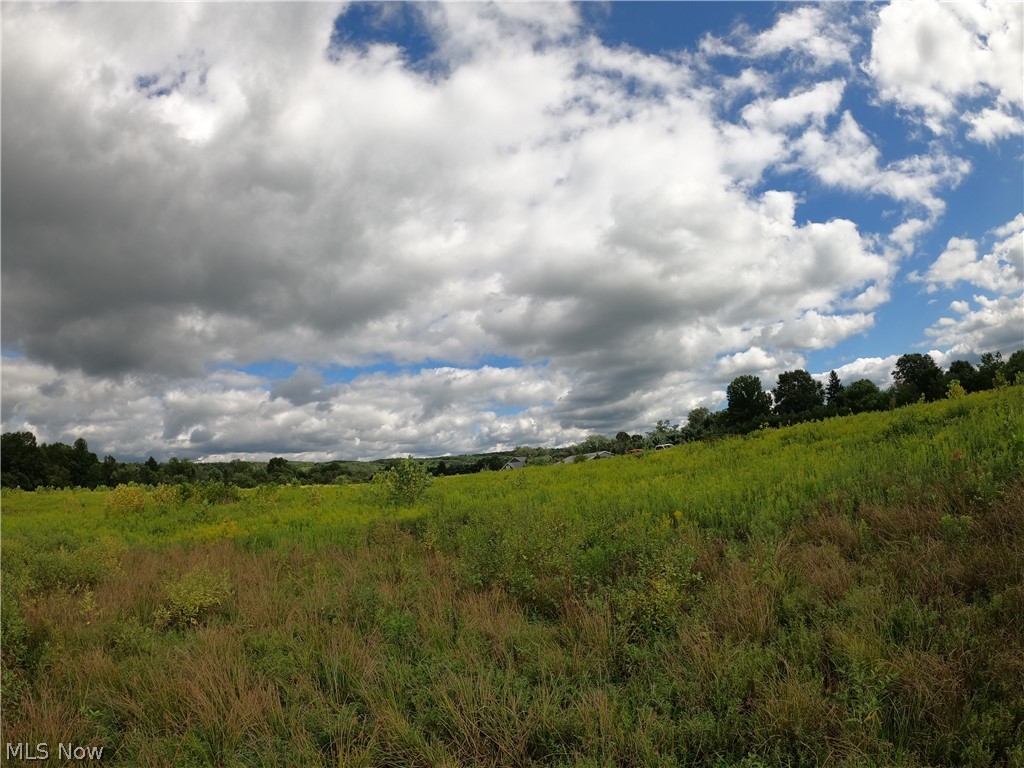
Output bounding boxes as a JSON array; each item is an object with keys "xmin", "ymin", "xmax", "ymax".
[{"xmin": 2, "ymin": 1, "xmax": 1022, "ymax": 462}]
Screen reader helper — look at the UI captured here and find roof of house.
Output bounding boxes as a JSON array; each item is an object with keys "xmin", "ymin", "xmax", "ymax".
[
  {"xmin": 501, "ymin": 457, "xmax": 527, "ymax": 470},
  {"xmin": 562, "ymin": 451, "xmax": 615, "ymax": 464}
]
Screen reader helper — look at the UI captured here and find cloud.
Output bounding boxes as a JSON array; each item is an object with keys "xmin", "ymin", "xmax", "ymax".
[
  {"xmin": 1, "ymin": 2, "xmax": 1018, "ymax": 460},
  {"xmin": 924, "ymin": 295, "xmax": 1024, "ymax": 352},
  {"xmin": 791, "ymin": 112, "xmax": 969, "ymax": 219},
  {"xmin": 964, "ymin": 107, "xmax": 1024, "ymax": 144},
  {"xmin": 0, "ymin": 356, "xmax": 578, "ymax": 461},
  {"xmin": 741, "ymin": 79, "xmax": 845, "ymax": 131},
  {"xmin": 702, "ymin": 5, "xmax": 858, "ymax": 72},
  {"xmin": 911, "ymin": 214, "xmax": 1024, "ymax": 294},
  {"xmin": 867, "ymin": 0, "xmax": 1024, "ymax": 138},
  {"xmin": 822, "ymin": 355, "xmax": 900, "ymax": 389},
  {"xmin": 749, "ymin": 6, "xmax": 856, "ymax": 70}
]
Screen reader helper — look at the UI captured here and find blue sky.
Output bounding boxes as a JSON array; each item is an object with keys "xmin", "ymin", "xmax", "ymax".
[{"xmin": 2, "ymin": 1, "xmax": 1022, "ymax": 461}]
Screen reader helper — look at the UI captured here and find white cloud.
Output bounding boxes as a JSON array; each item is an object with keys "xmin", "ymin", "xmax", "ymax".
[
  {"xmin": 823, "ymin": 355, "xmax": 900, "ymax": 389},
  {"xmin": 911, "ymin": 214, "xmax": 1024, "ymax": 294},
  {"xmin": 964, "ymin": 106, "xmax": 1024, "ymax": 144},
  {"xmin": 715, "ymin": 347, "xmax": 805, "ymax": 380},
  {"xmin": 924, "ymin": 294, "xmax": 1024, "ymax": 352},
  {"xmin": 792, "ymin": 112, "xmax": 970, "ymax": 218},
  {"xmin": 0, "ymin": 355, "xmax": 579, "ymax": 461},
  {"xmin": 741, "ymin": 79, "xmax": 845, "ymax": 131},
  {"xmin": 867, "ymin": 0, "xmax": 1024, "ymax": 138},
  {"xmin": 748, "ymin": 6, "xmax": 856, "ymax": 70}
]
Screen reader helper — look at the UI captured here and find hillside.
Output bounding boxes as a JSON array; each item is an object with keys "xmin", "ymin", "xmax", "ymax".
[{"xmin": 2, "ymin": 387, "xmax": 1022, "ymax": 766}]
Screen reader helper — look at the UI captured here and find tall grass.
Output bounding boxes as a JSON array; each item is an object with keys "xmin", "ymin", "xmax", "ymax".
[{"xmin": 2, "ymin": 388, "xmax": 1022, "ymax": 766}]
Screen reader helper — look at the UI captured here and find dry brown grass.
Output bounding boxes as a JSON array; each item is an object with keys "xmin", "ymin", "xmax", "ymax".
[{"xmin": 703, "ymin": 559, "xmax": 779, "ymax": 645}]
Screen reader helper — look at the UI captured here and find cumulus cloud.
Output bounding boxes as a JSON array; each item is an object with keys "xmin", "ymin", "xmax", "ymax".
[
  {"xmin": 867, "ymin": 0, "xmax": 1024, "ymax": 138},
  {"xmin": 702, "ymin": 5, "xmax": 858, "ymax": 71},
  {"xmin": 821, "ymin": 355, "xmax": 901, "ymax": 389},
  {"xmin": 750, "ymin": 6, "xmax": 856, "ymax": 70},
  {"xmin": 0, "ymin": 356, "xmax": 577, "ymax": 461},
  {"xmin": 1, "ymin": 2, "xmax": 1018, "ymax": 460},
  {"xmin": 924, "ymin": 295, "xmax": 1024, "ymax": 352},
  {"xmin": 792, "ymin": 112, "xmax": 969, "ymax": 219},
  {"xmin": 911, "ymin": 214, "xmax": 1024, "ymax": 294}
]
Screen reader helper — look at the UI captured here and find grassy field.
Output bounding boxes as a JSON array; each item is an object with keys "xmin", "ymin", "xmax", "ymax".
[{"xmin": 2, "ymin": 387, "xmax": 1023, "ymax": 766}]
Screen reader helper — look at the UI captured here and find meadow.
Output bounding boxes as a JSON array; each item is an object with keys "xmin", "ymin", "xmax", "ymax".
[{"xmin": 1, "ymin": 387, "xmax": 1022, "ymax": 767}]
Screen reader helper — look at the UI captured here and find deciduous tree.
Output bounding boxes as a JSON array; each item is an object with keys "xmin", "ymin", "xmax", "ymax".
[
  {"xmin": 892, "ymin": 353, "xmax": 944, "ymax": 403},
  {"xmin": 726, "ymin": 375, "xmax": 772, "ymax": 428},
  {"xmin": 772, "ymin": 369, "xmax": 825, "ymax": 417}
]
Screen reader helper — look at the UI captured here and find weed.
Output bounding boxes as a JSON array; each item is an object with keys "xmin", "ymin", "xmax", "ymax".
[
  {"xmin": 153, "ymin": 569, "xmax": 233, "ymax": 631},
  {"xmin": 105, "ymin": 483, "xmax": 147, "ymax": 515}
]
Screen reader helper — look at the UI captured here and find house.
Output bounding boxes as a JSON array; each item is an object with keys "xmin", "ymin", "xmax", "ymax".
[
  {"xmin": 501, "ymin": 457, "xmax": 527, "ymax": 471},
  {"xmin": 562, "ymin": 451, "xmax": 615, "ymax": 464}
]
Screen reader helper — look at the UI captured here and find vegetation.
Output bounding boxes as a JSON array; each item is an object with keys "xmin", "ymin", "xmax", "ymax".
[
  {"xmin": 4, "ymin": 349, "xmax": 1021, "ymax": 485},
  {"xmin": 2, "ymin": 386, "xmax": 1022, "ymax": 766}
]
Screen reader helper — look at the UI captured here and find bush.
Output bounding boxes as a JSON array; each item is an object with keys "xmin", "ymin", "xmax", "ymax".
[
  {"xmin": 105, "ymin": 483, "xmax": 148, "ymax": 515},
  {"xmin": 151, "ymin": 483, "xmax": 183, "ymax": 512},
  {"xmin": 179, "ymin": 481, "xmax": 241, "ymax": 506},
  {"xmin": 371, "ymin": 457, "xmax": 432, "ymax": 507},
  {"xmin": 153, "ymin": 569, "xmax": 233, "ymax": 631}
]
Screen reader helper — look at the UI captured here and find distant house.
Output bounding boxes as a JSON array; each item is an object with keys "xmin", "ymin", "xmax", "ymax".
[
  {"xmin": 562, "ymin": 451, "xmax": 615, "ymax": 464},
  {"xmin": 501, "ymin": 457, "xmax": 527, "ymax": 471},
  {"xmin": 654, "ymin": 443, "xmax": 674, "ymax": 451}
]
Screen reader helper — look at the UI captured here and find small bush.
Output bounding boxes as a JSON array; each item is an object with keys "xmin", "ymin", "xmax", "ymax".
[
  {"xmin": 107, "ymin": 615, "xmax": 153, "ymax": 655},
  {"xmin": 106, "ymin": 483, "xmax": 148, "ymax": 515},
  {"xmin": 153, "ymin": 569, "xmax": 233, "ymax": 631},
  {"xmin": 151, "ymin": 483, "xmax": 183, "ymax": 512},
  {"xmin": 946, "ymin": 379, "xmax": 967, "ymax": 400},
  {"xmin": 179, "ymin": 481, "xmax": 241, "ymax": 506},
  {"xmin": 939, "ymin": 513, "xmax": 972, "ymax": 545},
  {"xmin": 371, "ymin": 457, "xmax": 432, "ymax": 508}
]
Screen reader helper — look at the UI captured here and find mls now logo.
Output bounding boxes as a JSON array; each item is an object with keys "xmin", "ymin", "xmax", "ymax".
[{"xmin": 6, "ymin": 743, "xmax": 104, "ymax": 760}]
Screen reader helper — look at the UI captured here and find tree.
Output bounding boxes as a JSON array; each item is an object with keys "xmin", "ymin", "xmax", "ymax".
[
  {"xmin": 266, "ymin": 456, "xmax": 293, "ymax": 483},
  {"xmin": 1, "ymin": 431, "xmax": 47, "ymax": 490},
  {"xmin": 892, "ymin": 353, "xmax": 944, "ymax": 404},
  {"xmin": 1005, "ymin": 349, "xmax": 1024, "ymax": 385},
  {"xmin": 40, "ymin": 442, "xmax": 75, "ymax": 488},
  {"xmin": 165, "ymin": 456, "xmax": 197, "ymax": 483},
  {"xmin": 70, "ymin": 438, "xmax": 100, "ymax": 488},
  {"xmin": 825, "ymin": 371, "xmax": 844, "ymax": 407},
  {"xmin": 614, "ymin": 431, "xmax": 632, "ymax": 454},
  {"xmin": 946, "ymin": 360, "xmax": 981, "ymax": 393},
  {"xmin": 843, "ymin": 379, "xmax": 885, "ymax": 414},
  {"xmin": 646, "ymin": 419, "xmax": 681, "ymax": 446},
  {"xmin": 772, "ymin": 369, "xmax": 825, "ymax": 417},
  {"xmin": 726, "ymin": 375, "xmax": 772, "ymax": 428},
  {"xmin": 687, "ymin": 407, "xmax": 713, "ymax": 432},
  {"xmin": 977, "ymin": 352, "xmax": 1005, "ymax": 390}
]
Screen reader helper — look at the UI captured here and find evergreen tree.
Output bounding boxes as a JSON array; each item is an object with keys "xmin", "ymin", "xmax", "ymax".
[{"xmin": 825, "ymin": 370, "xmax": 844, "ymax": 407}]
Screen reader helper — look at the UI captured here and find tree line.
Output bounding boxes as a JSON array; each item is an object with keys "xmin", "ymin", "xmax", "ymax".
[
  {"xmin": 2, "ymin": 349, "xmax": 1021, "ymax": 490},
  {"xmin": 517, "ymin": 349, "xmax": 1024, "ymax": 459},
  {"xmin": 651, "ymin": 349, "xmax": 1024, "ymax": 445}
]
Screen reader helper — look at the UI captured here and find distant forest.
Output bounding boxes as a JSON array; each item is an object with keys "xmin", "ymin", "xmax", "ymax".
[{"xmin": 3, "ymin": 349, "xmax": 1022, "ymax": 492}]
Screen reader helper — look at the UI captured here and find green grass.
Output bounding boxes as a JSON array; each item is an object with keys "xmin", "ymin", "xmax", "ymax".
[{"xmin": 2, "ymin": 388, "xmax": 1023, "ymax": 766}]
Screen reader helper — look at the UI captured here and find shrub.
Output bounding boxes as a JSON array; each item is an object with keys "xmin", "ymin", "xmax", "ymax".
[
  {"xmin": 371, "ymin": 457, "xmax": 432, "ymax": 508},
  {"xmin": 151, "ymin": 483, "xmax": 183, "ymax": 512},
  {"xmin": 105, "ymin": 483, "xmax": 148, "ymax": 515},
  {"xmin": 179, "ymin": 481, "xmax": 241, "ymax": 506},
  {"xmin": 153, "ymin": 569, "xmax": 233, "ymax": 631},
  {"xmin": 946, "ymin": 379, "xmax": 967, "ymax": 400}
]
